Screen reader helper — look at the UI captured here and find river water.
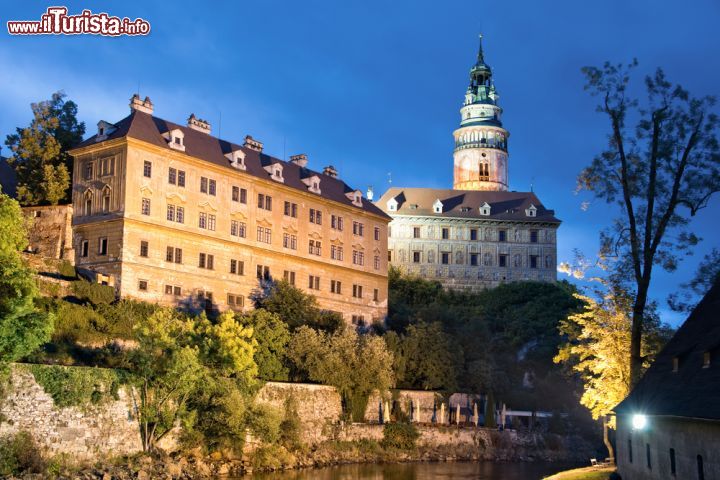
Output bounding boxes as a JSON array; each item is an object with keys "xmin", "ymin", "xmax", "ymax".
[{"xmin": 249, "ymin": 462, "xmax": 580, "ymax": 479}]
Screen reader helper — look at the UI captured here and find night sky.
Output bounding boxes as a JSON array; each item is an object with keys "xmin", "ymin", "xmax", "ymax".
[{"xmin": 2, "ymin": 1, "xmax": 718, "ymax": 325}]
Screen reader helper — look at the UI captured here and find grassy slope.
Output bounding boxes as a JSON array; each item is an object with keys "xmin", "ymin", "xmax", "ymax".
[{"xmin": 543, "ymin": 466, "xmax": 615, "ymax": 480}]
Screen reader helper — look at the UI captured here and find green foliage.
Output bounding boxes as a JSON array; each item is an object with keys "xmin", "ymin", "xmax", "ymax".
[
  {"xmin": 94, "ymin": 299, "xmax": 158, "ymax": 339},
  {"xmin": 246, "ymin": 403, "xmax": 282, "ymax": 444},
  {"xmin": 26, "ymin": 364, "xmax": 125, "ymax": 408},
  {"xmin": 57, "ymin": 260, "xmax": 76, "ymax": 280},
  {"xmin": 287, "ymin": 326, "xmax": 394, "ymax": 421},
  {"xmin": 238, "ymin": 309, "xmax": 290, "ymax": 381},
  {"xmin": 71, "ymin": 280, "xmax": 116, "ymax": 305},
  {"xmin": 0, "ymin": 190, "xmax": 53, "ymax": 367},
  {"xmin": 4, "ymin": 92, "xmax": 85, "ymax": 205},
  {"xmin": 256, "ymin": 280, "xmax": 342, "ymax": 332},
  {"xmin": 0, "ymin": 431, "xmax": 44, "ymax": 476},
  {"xmin": 53, "ymin": 301, "xmax": 108, "ymax": 344},
  {"xmin": 251, "ymin": 444, "xmax": 296, "ymax": 471},
  {"xmin": 279, "ymin": 396, "xmax": 303, "ymax": 450},
  {"xmin": 381, "ymin": 422, "xmax": 419, "ymax": 450}
]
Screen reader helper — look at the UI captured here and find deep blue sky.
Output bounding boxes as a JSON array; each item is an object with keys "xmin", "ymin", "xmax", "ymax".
[{"xmin": 2, "ymin": 1, "xmax": 719, "ymax": 325}]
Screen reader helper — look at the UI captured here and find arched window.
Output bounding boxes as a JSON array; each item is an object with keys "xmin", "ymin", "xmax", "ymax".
[
  {"xmin": 83, "ymin": 190, "xmax": 93, "ymax": 216},
  {"xmin": 101, "ymin": 186, "xmax": 111, "ymax": 213}
]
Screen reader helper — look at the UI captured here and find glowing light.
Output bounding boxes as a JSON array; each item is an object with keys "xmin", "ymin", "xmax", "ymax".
[{"xmin": 632, "ymin": 414, "xmax": 647, "ymax": 430}]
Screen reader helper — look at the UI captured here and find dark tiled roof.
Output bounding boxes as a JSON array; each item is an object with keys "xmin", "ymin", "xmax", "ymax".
[
  {"xmin": 614, "ymin": 279, "xmax": 720, "ymax": 420},
  {"xmin": 375, "ymin": 187, "xmax": 560, "ymax": 223},
  {"xmin": 74, "ymin": 110, "xmax": 390, "ymax": 220},
  {"xmin": 0, "ymin": 156, "xmax": 17, "ymax": 198}
]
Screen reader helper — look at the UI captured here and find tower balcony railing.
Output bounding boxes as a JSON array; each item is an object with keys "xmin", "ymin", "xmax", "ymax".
[{"xmin": 454, "ymin": 141, "xmax": 507, "ymax": 152}]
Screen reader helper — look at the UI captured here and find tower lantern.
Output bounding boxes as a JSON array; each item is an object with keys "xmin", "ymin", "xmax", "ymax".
[{"xmin": 453, "ymin": 34, "xmax": 509, "ymax": 191}]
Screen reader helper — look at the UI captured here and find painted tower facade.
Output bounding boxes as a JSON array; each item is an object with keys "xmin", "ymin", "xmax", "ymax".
[{"xmin": 453, "ymin": 35, "xmax": 509, "ymax": 191}]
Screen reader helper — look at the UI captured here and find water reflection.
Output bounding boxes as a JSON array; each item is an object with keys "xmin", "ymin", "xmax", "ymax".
[{"xmin": 249, "ymin": 462, "xmax": 579, "ymax": 480}]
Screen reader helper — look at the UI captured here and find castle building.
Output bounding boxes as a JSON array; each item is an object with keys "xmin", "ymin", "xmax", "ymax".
[
  {"xmin": 377, "ymin": 36, "xmax": 560, "ymax": 291},
  {"xmin": 69, "ymin": 96, "xmax": 390, "ymax": 324}
]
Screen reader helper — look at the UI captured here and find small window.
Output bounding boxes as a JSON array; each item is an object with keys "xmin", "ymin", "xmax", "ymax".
[
  {"xmin": 352, "ymin": 284, "xmax": 363, "ymax": 298},
  {"xmin": 232, "ymin": 186, "xmax": 240, "ymax": 202},
  {"xmin": 331, "ymin": 280, "xmax": 342, "ymax": 294},
  {"xmin": 530, "ymin": 255, "xmax": 539, "ymax": 269},
  {"xmin": 530, "ymin": 230, "xmax": 539, "ymax": 243},
  {"xmin": 80, "ymin": 240, "xmax": 89, "ymax": 258},
  {"xmin": 283, "ymin": 270, "xmax": 296, "ymax": 285},
  {"xmin": 200, "ymin": 177, "xmax": 208, "ymax": 194},
  {"xmin": 308, "ymin": 275, "xmax": 320, "ymax": 290},
  {"xmin": 470, "ymin": 253, "xmax": 478, "ymax": 266},
  {"xmin": 442, "ymin": 228, "xmax": 449, "ymax": 240},
  {"xmin": 143, "ymin": 161, "xmax": 152, "ymax": 178},
  {"xmin": 177, "ymin": 170, "xmax": 186, "ymax": 187},
  {"xmin": 670, "ymin": 448, "xmax": 676, "ymax": 476},
  {"xmin": 628, "ymin": 437, "xmax": 633, "ymax": 463},
  {"xmin": 374, "ymin": 227, "xmax": 380, "ymax": 241},
  {"xmin": 698, "ymin": 455, "xmax": 704, "ymax": 480},
  {"xmin": 413, "ymin": 227, "xmax": 421, "ymax": 239},
  {"xmin": 141, "ymin": 198, "xmax": 151, "ymax": 216},
  {"xmin": 470, "ymin": 229, "xmax": 478, "ymax": 241},
  {"xmin": 140, "ymin": 240, "xmax": 148, "ymax": 258},
  {"xmin": 703, "ymin": 351, "xmax": 711, "ymax": 368},
  {"xmin": 98, "ymin": 237, "xmax": 108, "ymax": 256},
  {"xmin": 413, "ymin": 251, "xmax": 421, "ymax": 263},
  {"xmin": 168, "ymin": 167, "xmax": 177, "ymax": 185},
  {"xmin": 498, "ymin": 230, "xmax": 507, "ymax": 242},
  {"xmin": 499, "ymin": 254, "xmax": 507, "ymax": 268},
  {"xmin": 374, "ymin": 255, "xmax": 380, "ymax": 270},
  {"xmin": 672, "ymin": 356, "xmax": 679, "ymax": 372},
  {"xmin": 441, "ymin": 252, "xmax": 450, "ymax": 265},
  {"xmin": 209, "ymin": 179, "xmax": 216, "ymax": 196},
  {"xmin": 373, "ymin": 288, "xmax": 379, "ymax": 302},
  {"xmin": 138, "ymin": 280, "xmax": 148, "ymax": 291},
  {"xmin": 646, "ymin": 443, "xmax": 651, "ymax": 470}
]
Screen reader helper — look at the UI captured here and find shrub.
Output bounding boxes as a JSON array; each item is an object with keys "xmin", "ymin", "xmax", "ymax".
[
  {"xmin": 279, "ymin": 396, "xmax": 303, "ymax": 451},
  {"xmin": 381, "ymin": 422, "xmax": 420, "ymax": 450},
  {"xmin": 57, "ymin": 260, "xmax": 76, "ymax": 280},
  {"xmin": 95, "ymin": 299, "xmax": 158, "ymax": 339},
  {"xmin": 251, "ymin": 444, "xmax": 295, "ymax": 470},
  {"xmin": 27, "ymin": 364, "xmax": 125, "ymax": 408},
  {"xmin": 0, "ymin": 431, "xmax": 44, "ymax": 476},
  {"xmin": 246, "ymin": 404, "xmax": 282, "ymax": 444},
  {"xmin": 71, "ymin": 280, "xmax": 116, "ymax": 305},
  {"xmin": 53, "ymin": 302, "xmax": 108, "ymax": 344}
]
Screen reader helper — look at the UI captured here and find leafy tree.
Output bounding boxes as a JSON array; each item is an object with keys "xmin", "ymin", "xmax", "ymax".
[
  {"xmin": 0, "ymin": 189, "xmax": 53, "ymax": 367},
  {"xmin": 386, "ymin": 322, "xmax": 459, "ymax": 391},
  {"xmin": 238, "ymin": 309, "xmax": 290, "ymax": 381},
  {"xmin": 554, "ymin": 289, "xmax": 672, "ymax": 460},
  {"xmin": 287, "ymin": 326, "xmax": 394, "ymax": 421},
  {"xmin": 578, "ymin": 61, "xmax": 720, "ymax": 384},
  {"xmin": 255, "ymin": 280, "xmax": 342, "ymax": 332},
  {"xmin": 4, "ymin": 92, "xmax": 85, "ymax": 205},
  {"xmin": 130, "ymin": 309, "xmax": 258, "ymax": 451},
  {"xmin": 668, "ymin": 248, "xmax": 720, "ymax": 312}
]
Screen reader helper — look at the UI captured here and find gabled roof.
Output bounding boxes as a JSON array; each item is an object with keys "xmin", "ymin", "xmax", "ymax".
[
  {"xmin": 73, "ymin": 110, "xmax": 390, "ymax": 220},
  {"xmin": 376, "ymin": 187, "xmax": 560, "ymax": 223},
  {"xmin": 0, "ymin": 156, "xmax": 17, "ymax": 198},
  {"xmin": 614, "ymin": 279, "xmax": 720, "ymax": 420}
]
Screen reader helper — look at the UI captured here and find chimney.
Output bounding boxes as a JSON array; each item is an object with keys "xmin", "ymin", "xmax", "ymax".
[
  {"xmin": 244, "ymin": 135, "xmax": 263, "ymax": 152},
  {"xmin": 290, "ymin": 154, "xmax": 308, "ymax": 168},
  {"xmin": 323, "ymin": 165, "xmax": 338, "ymax": 178},
  {"xmin": 187, "ymin": 114, "xmax": 211, "ymax": 134},
  {"xmin": 129, "ymin": 94, "xmax": 154, "ymax": 115}
]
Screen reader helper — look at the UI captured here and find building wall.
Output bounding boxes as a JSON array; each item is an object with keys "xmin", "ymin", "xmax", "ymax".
[
  {"xmin": 22, "ymin": 204, "xmax": 74, "ymax": 261},
  {"xmin": 387, "ymin": 215, "xmax": 557, "ymax": 291},
  {"xmin": 71, "ymin": 138, "xmax": 388, "ymax": 323},
  {"xmin": 616, "ymin": 414, "xmax": 720, "ymax": 480}
]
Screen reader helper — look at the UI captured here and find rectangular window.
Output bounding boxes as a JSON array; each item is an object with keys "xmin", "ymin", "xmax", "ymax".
[
  {"xmin": 331, "ymin": 280, "xmax": 342, "ymax": 294},
  {"xmin": 102, "ymin": 192, "xmax": 111, "ymax": 212},
  {"xmin": 239, "ymin": 188, "xmax": 247, "ymax": 203},
  {"xmin": 167, "ymin": 204, "xmax": 175, "ymax": 221},
  {"xmin": 143, "ymin": 160, "xmax": 152, "ymax": 178},
  {"xmin": 199, "ymin": 253, "xmax": 206, "ymax": 269},
  {"xmin": 499, "ymin": 254, "xmax": 507, "ymax": 267},
  {"xmin": 308, "ymin": 275, "xmax": 320, "ymax": 290},
  {"xmin": 283, "ymin": 233, "xmax": 297, "ymax": 250},
  {"xmin": 176, "ymin": 206, "xmax": 184, "ymax": 224},
  {"xmin": 373, "ymin": 288, "xmax": 379, "ymax": 302},
  {"xmin": 177, "ymin": 170, "xmax": 186, "ymax": 187},
  {"xmin": 208, "ymin": 179, "xmax": 216, "ymax": 196},
  {"xmin": 412, "ymin": 251, "xmax": 421, "ymax": 263},
  {"xmin": 470, "ymin": 253, "xmax": 478, "ymax": 266},
  {"xmin": 374, "ymin": 226, "xmax": 381, "ymax": 241},
  {"xmin": 85, "ymin": 197, "xmax": 92, "ymax": 216},
  {"xmin": 628, "ymin": 438, "xmax": 633, "ymax": 463},
  {"xmin": 530, "ymin": 230, "xmax": 539, "ymax": 243},
  {"xmin": 499, "ymin": 229, "xmax": 507, "ymax": 242},
  {"xmin": 166, "ymin": 246, "xmax": 174, "ymax": 262},
  {"xmin": 84, "ymin": 161, "xmax": 94, "ymax": 180},
  {"xmin": 374, "ymin": 255, "xmax": 380, "ymax": 270},
  {"xmin": 331, "ymin": 215, "xmax": 344, "ymax": 231},
  {"xmin": 232, "ymin": 186, "xmax": 240, "ymax": 202},
  {"xmin": 100, "ymin": 157, "xmax": 115, "ymax": 176},
  {"xmin": 227, "ymin": 293, "xmax": 244, "ymax": 309},
  {"xmin": 353, "ymin": 221, "xmax": 364, "ymax": 236},
  {"xmin": 670, "ymin": 448, "xmax": 676, "ymax": 476},
  {"xmin": 353, "ymin": 250, "xmax": 364, "ymax": 266},
  {"xmin": 530, "ymin": 255, "xmax": 539, "ymax": 269},
  {"xmin": 257, "ymin": 193, "xmax": 272, "ymax": 211},
  {"xmin": 207, "ymin": 214, "xmax": 216, "ymax": 231},
  {"xmin": 199, "ymin": 212, "xmax": 207, "ymax": 229},
  {"xmin": 309, "ymin": 240, "xmax": 321, "ymax": 256},
  {"xmin": 257, "ymin": 265, "xmax": 270, "ymax": 280},
  {"xmin": 141, "ymin": 197, "xmax": 151, "ymax": 216},
  {"xmin": 199, "ymin": 253, "xmax": 215, "ymax": 270},
  {"xmin": 470, "ymin": 229, "xmax": 478, "ymax": 241},
  {"xmin": 442, "ymin": 228, "xmax": 449, "ymax": 240},
  {"xmin": 352, "ymin": 284, "xmax": 363, "ymax": 298},
  {"xmin": 257, "ymin": 227, "xmax": 272, "ymax": 244},
  {"xmin": 646, "ymin": 444, "xmax": 651, "ymax": 470},
  {"xmin": 138, "ymin": 280, "xmax": 148, "ymax": 291},
  {"xmin": 168, "ymin": 167, "xmax": 177, "ymax": 185},
  {"xmin": 174, "ymin": 247, "xmax": 182, "ymax": 264},
  {"xmin": 441, "ymin": 252, "xmax": 450, "ymax": 265},
  {"xmin": 231, "ymin": 220, "xmax": 247, "ymax": 238},
  {"xmin": 98, "ymin": 237, "xmax": 108, "ymax": 255},
  {"xmin": 230, "ymin": 259, "xmax": 245, "ymax": 275},
  {"xmin": 309, "ymin": 208, "xmax": 322, "ymax": 225},
  {"xmin": 413, "ymin": 227, "xmax": 421, "ymax": 239},
  {"xmin": 352, "ymin": 315, "xmax": 366, "ymax": 326},
  {"xmin": 283, "ymin": 270, "xmax": 296, "ymax": 285},
  {"xmin": 284, "ymin": 201, "xmax": 298, "ymax": 218},
  {"xmin": 140, "ymin": 240, "xmax": 148, "ymax": 258},
  {"xmin": 81, "ymin": 240, "xmax": 89, "ymax": 258},
  {"xmin": 331, "ymin": 245, "xmax": 344, "ymax": 261},
  {"xmin": 165, "ymin": 285, "xmax": 182, "ymax": 296},
  {"xmin": 200, "ymin": 177, "xmax": 208, "ymax": 193}
]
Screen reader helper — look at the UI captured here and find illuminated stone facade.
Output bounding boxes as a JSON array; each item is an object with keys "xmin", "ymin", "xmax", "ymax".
[{"xmin": 69, "ymin": 96, "xmax": 390, "ymax": 324}]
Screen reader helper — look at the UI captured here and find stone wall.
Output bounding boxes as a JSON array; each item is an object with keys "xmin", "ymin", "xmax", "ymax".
[
  {"xmin": 22, "ymin": 204, "xmax": 74, "ymax": 260},
  {"xmin": 0, "ymin": 366, "xmax": 141, "ymax": 462},
  {"xmin": 364, "ymin": 390, "xmax": 440, "ymax": 423}
]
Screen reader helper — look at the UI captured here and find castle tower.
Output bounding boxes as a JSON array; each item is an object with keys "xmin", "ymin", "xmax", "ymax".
[{"xmin": 453, "ymin": 35, "xmax": 509, "ymax": 191}]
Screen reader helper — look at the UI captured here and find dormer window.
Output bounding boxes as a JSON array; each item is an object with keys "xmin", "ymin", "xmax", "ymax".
[
  {"xmin": 302, "ymin": 175, "xmax": 321, "ymax": 194},
  {"xmin": 480, "ymin": 202, "xmax": 491, "ymax": 216},
  {"xmin": 433, "ymin": 199, "xmax": 443, "ymax": 214},
  {"xmin": 387, "ymin": 198, "xmax": 398, "ymax": 212},
  {"xmin": 95, "ymin": 120, "xmax": 117, "ymax": 142},
  {"xmin": 164, "ymin": 129, "xmax": 185, "ymax": 152},
  {"xmin": 263, "ymin": 163, "xmax": 284, "ymax": 183},
  {"xmin": 225, "ymin": 150, "xmax": 246, "ymax": 171},
  {"xmin": 525, "ymin": 204, "xmax": 538, "ymax": 217},
  {"xmin": 346, "ymin": 190, "xmax": 363, "ymax": 207}
]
